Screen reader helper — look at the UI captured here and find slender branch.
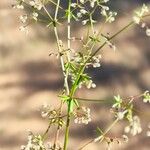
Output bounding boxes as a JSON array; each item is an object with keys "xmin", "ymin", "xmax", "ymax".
[
  {"xmin": 73, "ymin": 97, "xmax": 106, "ymax": 102},
  {"xmin": 42, "ymin": 5, "xmax": 53, "ymax": 21},
  {"xmin": 63, "ymin": 1, "xmax": 72, "ymax": 149},
  {"xmin": 52, "ymin": 0, "xmax": 66, "ymax": 149},
  {"xmin": 42, "ymin": 121, "xmax": 52, "ymax": 140},
  {"xmin": 48, "ymin": 0, "xmax": 64, "ymax": 11},
  {"xmin": 78, "ymin": 119, "xmax": 119, "ymax": 150},
  {"xmin": 90, "ymin": 13, "xmax": 150, "ymax": 59}
]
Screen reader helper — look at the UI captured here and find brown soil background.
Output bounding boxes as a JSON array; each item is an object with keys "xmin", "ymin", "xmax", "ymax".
[{"xmin": 0, "ymin": 1, "xmax": 150, "ymax": 150}]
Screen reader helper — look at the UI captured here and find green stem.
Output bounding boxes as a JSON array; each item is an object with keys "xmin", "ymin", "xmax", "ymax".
[
  {"xmin": 64, "ymin": 99, "xmax": 72, "ymax": 150},
  {"xmin": 63, "ymin": 0, "xmax": 72, "ymax": 150}
]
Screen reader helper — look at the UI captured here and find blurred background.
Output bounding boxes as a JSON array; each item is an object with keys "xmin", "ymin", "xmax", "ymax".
[{"xmin": 0, "ymin": 0, "xmax": 150, "ymax": 150}]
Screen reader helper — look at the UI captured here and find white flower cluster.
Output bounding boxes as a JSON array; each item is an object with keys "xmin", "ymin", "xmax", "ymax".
[
  {"xmin": 101, "ymin": 6, "xmax": 117, "ymax": 23},
  {"xmin": 140, "ymin": 22, "xmax": 150, "ymax": 37},
  {"xmin": 78, "ymin": 79, "xmax": 96, "ymax": 89},
  {"xmin": 21, "ymin": 132, "xmax": 45, "ymax": 150},
  {"xmin": 74, "ymin": 106, "xmax": 91, "ymax": 124},
  {"xmin": 40, "ymin": 104, "xmax": 63, "ymax": 127},
  {"xmin": 41, "ymin": 103, "xmax": 52, "ymax": 118},
  {"xmin": 116, "ymin": 110, "xmax": 127, "ymax": 120},
  {"xmin": 19, "ymin": 26, "xmax": 29, "ymax": 35},
  {"xmin": 124, "ymin": 116, "xmax": 142, "ymax": 136},
  {"xmin": 13, "ymin": 0, "xmax": 24, "ymax": 9},
  {"xmin": 79, "ymin": 0, "xmax": 110, "ymax": 8},
  {"xmin": 143, "ymin": 91, "xmax": 150, "ymax": 103},
  {"xmin": 82, "ymin": 19, "xmax": 94, "ymax": 25},
  {"xmin": 19, "ymin": 14, "xmax": 27, "ymax": 23},
  {"xmin": 146, "ymin": 28, "xmax": 150, "ymax": 36},
  {"xmin": 29, "ymin": 0, "xmax": 43, "ymax": 10},
  {"xmin": 18, "ymin": 13, "xmax": 29, "ymax": 34},
  {"xmin": 46, "ymin": 142, "xmax": 62, "ymax": 150},
  {"xmin": 71, "ymin": 52, "xmax": 82, "ymax": 63},
  {"xmin": 32, "ymin": 12, "xmax": 39, "ymax": 21},
  {"xmin": 146, "ymin": 123, "xmax": 150, "ymax": 137},
  {"xmin": 92, "ymin": 54, "xmax": 102, "ymax": 68},
  {"xmin": 122, "ymin": 135, "xmax": 129, "ymax": 143},
  {"xmin": 133, "ymin": 4, "xmax": 149, "ymax": 24},
  {"xmin": 71, "ymin": 0, "xmax": 113, "ymax": 25},
  {"xmin": 77, "ymin": 8, "xmax": 88, "ymax": 19},
  {"xmin": 133, "ymin": 4, "xmax": 150, "ymax": 37},
  {"xmin": 89, "ymin": 0, "xmax": 97, "ymax": 8},
  {"xmin": 14, "ymin": 0, "xmax": 40, "ymax": 34},
  {"xmin": 86, "ymin": 80, "xmax": 96, "ymax": 89}
]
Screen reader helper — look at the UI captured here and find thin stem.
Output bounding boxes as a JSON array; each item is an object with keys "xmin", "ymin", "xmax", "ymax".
[
  {"xmin": 89, "ymin": 14, "xmax": 94, "ymax": 34},
  {"xmin": 91, "ymin": 22, "xmax": 133, "ymax": 59},
  {"xmin": 48, "ymin": 0, "xmax": 64, "ymax": 11},
  {"xmin": 63, "ymin": 1, "xmax": 72, "ymax": 149},
  {"xmin": 52, "ymin": 0, "xmax": 69, "ymax": 149},
  {"xmin": 42, "ymin": 5, "xmax": 53, "ymax": 21},
  {"xmin": 73, "ymin": 97, "xmax": 106, "ymax": 102},
  {"xmin": 54, "ymin": 102, "xmax": 62, "ymax": 149},
  {"xmin": 42, "ymin": 122, "xmax": 52, "ymax": 140},
  {"xmin": 54, "ymin": 0, "xmax": 60, "ymax": 20},
  {"xmin": 78, "ymin": 119, "xmax": 119, "ymax": 150},
  {"xmin": 64, "ymin": 99, "xmax": 72, "ymax": 150},
  {"xmin": 90, "ymin": 13, "xmax": 150, "ymax": 59}
]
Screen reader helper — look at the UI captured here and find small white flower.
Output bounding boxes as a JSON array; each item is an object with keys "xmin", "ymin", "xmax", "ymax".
[
  {"xmin": 20, "ymin": 145, "xmax": 26, "ymax": 150},
  {"xmin": 91, "ymin": 83, "xmax": 96, "ymax": 88},
  {"xmin": 94, "ymin": 136, "xmax": 102, "ymax": 142},
  {"xmin": 124, "ymin": 116, "xmax": 142, "ymax": 136},
  {"xmin": 77, "ymin": 12, "xmax": 82, "ymax": 18},
  {"xmin": 19, "ymin": 15, "xmax": 27, "ymax": 23},
  {"xmin": 101, "ymin": 9, "xmax": 107, "ymax": 16},
  {"xmin": 74, "ymin": 107, "xmax": 91, "ymax": 125},
  {"xmin": 141, "ymin": 22, "xmax": 146, "ymax": 28},
  {"xmin": 133, "ymin": 4, "xmax": 149, "ymax": 24},
  {"xmin": 19, "ymin": 26, "xmax": 29, "ymax": 35},
  {"xmin": 71, "ymin": 3, "xmax": 77, "ymax": 8},
  {"xmin": 29, "ymin": 0, "xmax": 42, "ymax": 10},
  {"xmin": 86, "ymin": 80, "xmax": 96, "ymax": 89},
  {"xmin": 117, "ymin": 111, "xmax": 125, "ymax": 120},
  {"xmin": 32, "ymin": 12, "xmax": 38, "ymax": 21},
  {"xmin": 146, "ymin": 28, "xmax": 150, "ymax": 37},
  {"xmin": 13, "ymin": 3, "xmax": 24, "ymax": 9},
  {"xmin": 40, "ymin": 103, "xmax": 51, "ymax": 118},
  {"xmin": 80, "ymin": 0, "xmax": 85, "ymax": 4},
  {"xmin": 146, "ymin": 131, "xmax": 150, "ymax": 137},
  {"xmin": 92, "ymin": 55, "xmax": 101, "ymax": 68},
  {"xmin": 103, "ymin": 0, "xmax": 110, "ymax": 3},
  {"xmin": 143, "ymin": 91, "xmax": 150, "ymax": 103},
  {"xmin": 122, "ymin": 135, "xmax": 129, "ymax": 142},
  {"xmin": 82, "ymin": 19, "xmax": 89, "ymax": 25},
  {"xmin": 141, "ymin": 4, "xmax": 149, "ymax": 14},
  {"xmin": 90, "ymin": 0, "xmax": 97, "ymax": 8},
  {"xmin": 80, "ymin": 9, "xmax": 88, "ymax": 14},
  {"xmin": 133, "ymin": 16, "xmax": 140, "ymax": 24}
]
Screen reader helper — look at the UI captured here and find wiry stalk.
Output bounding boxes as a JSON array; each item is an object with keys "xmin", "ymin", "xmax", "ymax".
[
  {"xmin": 63, "ymin": 1, "xmax": 72, "ymax": 149},
  {"xmin": 78, "ymin": 119, "xmax": 119, "ymax": 150}
]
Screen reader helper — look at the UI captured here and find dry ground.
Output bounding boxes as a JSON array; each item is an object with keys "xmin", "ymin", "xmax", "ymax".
[{"xmin": 0, "ymin": 1, "xmax": 150, "ymax": 150}]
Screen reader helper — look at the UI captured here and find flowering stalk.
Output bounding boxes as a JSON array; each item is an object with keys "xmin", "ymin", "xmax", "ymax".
[
  {"xmin": 63, "ymin": 0, "xmax": 72, "ymax": 149},
  {"xmin": 13, "ymin": 1, "xmax": 150, "ymax": 150}
]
